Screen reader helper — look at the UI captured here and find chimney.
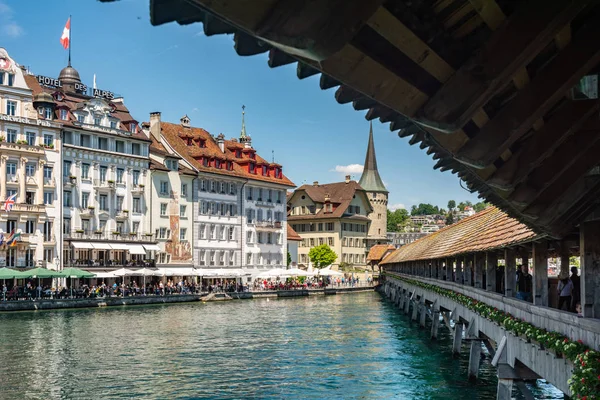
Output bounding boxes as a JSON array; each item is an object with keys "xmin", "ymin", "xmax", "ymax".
[
  {"xmin": 180, "ymin": 114, "xmax": 190, "ymax": 128},
  {"xmin": 217, "ymin": 133, "xmax": 225, "ymax": 152},
  {"xmin": 149, "ymin": 112, "xmax": 161, "ymax": 142},
  {"xmin": 345, "ymin": 175, "xmax": 351, "ymax": 183},
  {"xmin": 313, "ymin": 181, "xmax": 319, "ymax": 187}
]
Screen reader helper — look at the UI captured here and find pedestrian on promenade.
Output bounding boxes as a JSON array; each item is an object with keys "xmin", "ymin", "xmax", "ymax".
[
  {"xmin": 515, "ymin": 264, "xmax": 532, "ymax": 302},
  {"xmin": 557, "ymin": 273, "xmax": 573, "ymax": 311},
  {"xmin": 570, "ymin": 266, "xmax": 580, "ymax": 312}
]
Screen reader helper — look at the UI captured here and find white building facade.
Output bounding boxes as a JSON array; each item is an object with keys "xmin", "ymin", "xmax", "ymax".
[{"xmin": 0, "ymin": 48, "xmax": 63, "ymax": 270}]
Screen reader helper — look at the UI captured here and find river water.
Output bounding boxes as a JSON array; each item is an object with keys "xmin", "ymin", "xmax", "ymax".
[{"xmin": 0, "ymin": 292, "xmax": 562, "ymax": 399}]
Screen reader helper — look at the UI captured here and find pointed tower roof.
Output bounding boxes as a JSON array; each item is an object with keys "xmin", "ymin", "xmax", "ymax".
[{"xmin": 359, "ymin": 122, "xmax": 388, "ymax": 193}]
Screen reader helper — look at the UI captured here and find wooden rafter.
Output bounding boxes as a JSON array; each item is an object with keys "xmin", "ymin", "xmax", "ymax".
[{"xmin": 415, "ymin": 0, "xmax": 588, "ymax": 132}]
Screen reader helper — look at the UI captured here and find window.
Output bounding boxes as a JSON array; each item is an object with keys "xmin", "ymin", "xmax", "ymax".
[
  {"xmin": 277, "ymin": 191, "xmax": 282, "ymax": 203},
  {"xmin": 43, "ymin": 166, "xmax": 52, "ymax": 180},
  {"xmin": 159, "ymin": 227, "xmax": 167, "ymax": 239},
  {"xmin": 200, "ymin": 201, "xmax": 209, "ymax": 215},
  {"xmin": 160, "ymin": 181, "xmax": 169, "ymax": 195},
  {"xmin": 116, "ymin": 221, "xmax": 124, "ymax": 233},
  {"xmin": 25, "ymin": 132, "xmax": 36, "ymax": 146},
  {"xmin": 60, "ymin": 109, "xmax": 68, "ymax": 120},
  {"xmin": 131, "ymin": 143, "xmax": 141, "ymax": 155},
  {"xmin": 99, "ymin": 195, "xmax": 108, "ymax": 211},
  {"xmin": 230, "ymin": 183, "xmax": 236, "ymax": 195},
  {"xmin": 160, "ymin": 203, "xmax": 167, "ymax": 216},
  {"xmin": 210, "ymin": 225, "xmax": 216, "ymax": 240},
  {"xmin": 63, "ymin": 160, "xmax": 72, "ymax": 177},
  {"xmin": 44, "ymin": 248, "xmax": 54, "ymax": 262},
  {"xmin": 63, "ymin": 191, "xmax": 72, "ymax": 207},
  {"xmin": 63, "ymin": 218, "xmax": 71, "ymax": 235},
  {"xmin": 94, "ymin": 117, "xmax": 101, "ymax": 126},
  {"xmin": 81, "ymin": 163, "xmax": 90, "ymax": 179},
  {"xmin": 132, "ymin": 197, "xmax": 141, "ymax": 213},
  {"xmin": 43, "ymin": 191, "xmax": 53, "ymax": 205},
  {"xmin": 181, "ymin": 183, "xmax": 188, "ymax": 197},
  {"xmin": 199, "ymin": 224, "xmax": 206, "ymax": 239},
  {"xmin": 77, "ymin": 114, "xmax": 85, "ymax": 123},
  {"xmin": 79, "ymin": 134, "xmax": 90, "ymax": 147},
  {"xmin": 210, "ymin": 181, "xmax": 216, "ymax": 193},
  {"xmin": 220, "ymin": 182, "xmax": 225, "ymax": 194},
  {"xmin": 246, "ymin": 209, "xmax": 254, "ymax": 223},
  {"xmin": 25, "ymin": 163, "xmax": 35, "ymax": 177},
  {"xmin": 116, "ymin": 196, "xmax": 124, "ymax": 212},
  {"xmin": 180, "ymin": 205, "xmax": 186, "ymax": 217},
  {"xmin": 6, "ymin": 248, "xmax": 15, "ymax": 267},
  {"xmin": 63, "ymin": 131, "xmax": 72, "ymax": 144},
  {"xmin": 258, "ymin": 188, "xmax": 263, "ymax": 201},
  {"xmin": 110, "ymin": 120, "xmax": 117, "ymax": 129},
  {"xmin": 328, "ymin": 237, "xmax": 334, "ymax": 246},
  {"xmin": 6, "ymin": 100, "xmax": 16, "ymax": 116},
  {"xmin": 100, "ymin": 166, "xmax": 107, "ymax": 182},
  {"xmin": 246, "ymin": 231, "xmax": 253, "ymax": 243},
  {"xmin": 81, "ymin": 192, "xmax": 89, "ymax": 208},
  {"xmin": 132, "ymin": 170, "xmax": 140, "ymax": 185},
  {"xmin": 130, "ymin": 122, "xmax": 137, "ymax": 133},
  {"xmin": 98, "ymin": 137, "xmax": 108, "ymax": 150},
  {"xmin": 6, "ymin": 129, "xmax": 16, "ymax": 143},
  {"xmin": 229, "ymin": 227, "xmax": 234, "ymax": 240},
  {"xmin": 247, "ymin": 187, "xmax": 253, "ymax": 200},
  {"xmin": 180, "ymin": 228, "xmax": 187, "ymax": 241},
  {"xmin": 115, "ymin": 141, "xmax": 125, "ymax": 153},
  {"xmin": 132, "ymin": 222, "xmax": 139, "ymax": 234},
  {"xmin": 318, "ymin": 223, "xmax": 323, "ymax": 232},
  {"xmin": 43, "ymin": 134, "xmax": 54, "ymax": 147},
  {"xmin": 200, "ymin": 179, "xmax": 207, "ymax": 192},
  {"xmin": 116, "ymin": 168, "xmax": 124, "ymax": 184},
  {"xmin": 25, "ymin": 220, "xmax": 35, "ymax": 234},
  {"xmin": 249, "ymin": 163, "xmax": 255, "ymax": 174},
  {"xmin": 7, "ymin": 74, "xmax": 14, "ymax": 86}
]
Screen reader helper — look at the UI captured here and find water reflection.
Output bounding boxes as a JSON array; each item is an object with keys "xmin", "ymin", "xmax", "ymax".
[{"xmin": 0, "ymin": 293, "xmax": 561, "ymax": 399}]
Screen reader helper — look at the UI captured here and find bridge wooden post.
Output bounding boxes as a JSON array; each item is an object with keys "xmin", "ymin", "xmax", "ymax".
[
  {"xmin": 445, "ymin": 258, "xmax": 451, "ymax": 281},
  {"xmin": 411, "ymin": 295, "xmax": 418, "ymax": 321},
  {"xmin": 559, "ymin": 242, "xmax": 570, "ymax": 279},
  {"xmin": 419, "ymin": 300, "xmax": 427, "ymax": 328},
  {"xmin": 533, "ymin": 241, "xmax": 548, "ymax": 307},
  {"xmin": 497, "ymin": 379, "xmax": 513, "ymax": 400},
  {"xmin": 452, "ymin": 323, "xmax": 463, "ymax": 356},
  {"xmin": 580, "ymin": 220, "xmax": 600, "ymax": 318},
  {"xmin": 486, "ymin": 252, "xmax": 498, "ymax": 292},
  {"xmin": 455, "ymin": 257, "xmax": 463, "ymax": 284},
  {"xmin": 468, "ymin": 340, "xmax": 482, "ymax": 380},
  {"xmin": 474, "ymin": 253, "xmax": 484, "ymax": 289},
  {"xmin": 430, "ymin": 301, "xmax": 440, "ymax": 339},
  {"xmin": 504, "ymin": 248, "xmax": 516, "ymax": 298},
  {"xmin": 403, "ymin": 292, "xmax": 410, "ymax": 314},
  {"xmin": 464, "ymin": 255, "xmax": 473, "ymax": 286}
]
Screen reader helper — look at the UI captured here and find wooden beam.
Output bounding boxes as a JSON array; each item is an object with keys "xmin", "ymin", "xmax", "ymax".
[
  {"xmin": 267, "ymin": 48, "xmax": 295, "ymax": 68},
  {"xmin": 415, "ymin": 0, "xmax": 588, "ymax": 132},
  {"xmin": 487, "ymin": 100, "xmax": 600, "ymax": 190},
  {"xmin": 543, "ymin": 177, "xmax": 600, "ymax": 234},
  {"xmin": 468, "ymin": 0, "xmax": 505, "ymax": 30},
  {"xmin": 296, "ymin": 63, "xmax": 319, "ymax": 79},
  {"xmin": 319, "ymin": 74, "xmax": 340, "ymax": 90},
  {"xmin": 334, "ymin": 86, "xmax": 362, "ymax": 104},
  {"xmin": 255, "ymin": 0, "xmax": 385, "ymax": 61},
  {"xmin": 234, "ymin": 32, "xmax": 269, "ymax": 56},
  {"xmin": 509, "ymin": 128, "xmax": 600, "ymax": 206},
  {"xmin": 203, "ymin": 13, "xmax": 236, "ymax": 36},
  {"xmin": 455, "ymin": 18, "xmax": 600, "ymax": 168}
]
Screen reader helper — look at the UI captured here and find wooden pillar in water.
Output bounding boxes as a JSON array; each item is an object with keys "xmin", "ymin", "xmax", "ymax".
[
  {"xmin": 455, "ymin": 257, "xmax": 463, "ymax": 284},
  {"xmin": 430, "ymin": 302, "xmax": 440, "ymax": 339},
  {"xmin": 474, "ymin": 253, "xmax": 484, "ymax": 289},
  {"xmin": 452, "ymin": 323, "xmax": 463, "ymax": 356},
  {"xmin": 411, "ymin": 296, "xmax": 418, "ymax": 321},
  {"xmin": 419, "ymin": 301, "xmax": 427, "ymax": 328},
  {"xmin": 468, "ymin": 340, "xmax": 482, "ymax": 380},
  {"xmin": 486, "ymin": 252, "xmax": 498, "ymax": 292},
  {"xmin": 504, "ymin": 248, "xmax": 516, "ymax": 298},
  {"xmin": 497, "ymin": 379, "xmax": 513, "ymax": 400},
  {"xmin": 533, "ymin": 241, "xmax": 548, "ymax": 307},
  {"xmin": 580, "ymin": 220, "xmax": 600, "ymax": 318}
]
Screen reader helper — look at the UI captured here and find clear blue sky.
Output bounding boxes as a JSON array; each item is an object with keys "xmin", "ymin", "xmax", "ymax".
[{"xmin": 2, "ymin": 0, "xmax": 480, "ymax": 210}]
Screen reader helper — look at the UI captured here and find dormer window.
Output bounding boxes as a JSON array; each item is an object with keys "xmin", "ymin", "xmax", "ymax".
[
  {"xmin": 186, "ymin": 138, "xmax": 193, "ymax": 146},
  {"xmin": 165, "ymin": 159, "xmax": 178, "ymax": 171},
  {"xmin": 227, "ymin": 161, "xmax": 233, "ymax": 171},
  {"xmin": 235, "ymin": 150, "xmax": 241, "ymax": 158},
  {"xmin": 77, "ymin": 114, "xmax": 84, "ymax": 123},
  {"xmin": 7, "ymin": 74, "xmax": 14, "ymax": 86},
  {"xmin": 60, "ymin": 109, "xmax": 68, "ymax": 120},
  {"xmin": 110, "ymin": 121, "xmax": 117, "ymax": 129},
  {"xmin": 249, "ymin": 163, "xmax": 255, "ymax": 174},
  {"xmin": 45, "ymin": 108, "xmax": 53, "ymax": 119},
  {"xmin": 94, "ymin": 117, "xmax": 101, "ymax": 126},
  {"xmin": 203, "ymin": 157, "xmax": 209, "ymax": 167},
  {"xmin": 129, "ymin": 122, "xmax": 137, "ymax": 133},
  {"xmin": 215, "ymin": 159, "xmax": 221, "ymax": 169},
  {"xmin": 199, "ymin": 139, "xmax": 206, "ymax": 148},
  {"xmin": 250, "ymin": 152, "xmax": 256, "ymax": 160},
  {"xmin": 262, "ymin": 165, "xmax": 268, "ymax": 176}
]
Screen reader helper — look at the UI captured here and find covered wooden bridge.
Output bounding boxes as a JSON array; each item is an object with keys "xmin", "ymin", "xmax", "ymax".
[{"xmin": 115, "ymin": 0, "xmax": 600, "ymax": 397}]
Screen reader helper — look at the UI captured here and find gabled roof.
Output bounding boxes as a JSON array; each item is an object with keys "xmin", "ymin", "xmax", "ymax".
[
  {"xmin": 288, "ymin": 180, "xmax": 373, "ymax": 220},
  {"xmin": 381, "ymin": 207, "xmax": 537, "ymax": 264},
  {"xmin": 367, "ymin": 244, "xmax": 396, "ymax": 262},
  {"xmin": 154, "ymin": 120, "xmax": 295, "ymax": 187},
  {"xmin": 287, "ymin": 224, "xmax": 302, "ymax": 241}
]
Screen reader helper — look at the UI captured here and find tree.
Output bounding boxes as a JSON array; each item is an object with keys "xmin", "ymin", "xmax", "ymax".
[
  {"xmin": 447, "ymin": 200, "xmax": 456, "ymax": 211},
  {"xmin": 387, "ymin": 208, "xmax": 410, "ymax": 232},
  {"xmin": 473, "ymin": 202, "xmax": 489, "ymax": 212},
  {"xmin": 308, "ymin": 244, "xmax": 337, "ymax": 268},
  {"xmin": 411, "ymin": 203, "xmax": 440, "ymax": 216},
  {"xmin": 457, "ymin": 201, "xmax": 467, "ymax": 211},
  {"xmin": 446, "ymin": 213, "xmax": 454, "ymax": 225}
]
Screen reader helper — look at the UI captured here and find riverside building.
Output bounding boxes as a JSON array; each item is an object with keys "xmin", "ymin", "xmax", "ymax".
[
  {"xmin": 144, "ymin": 110, "xmax": 295, "ymax": 278},
  {"xmin": 25, "ymin": 62, "xmax": 158, "ymax": 270},
  {"xmin": 0, "ymin": 48, "xmax": 63, "ymax": 270}
]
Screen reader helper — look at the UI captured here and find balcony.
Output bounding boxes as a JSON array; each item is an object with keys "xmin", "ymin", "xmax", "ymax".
[
  {"xmin": 93, "ymin": 179, "xmax": 115, "ymax": 190},
  {"xmin": 131, "ymin": 184, "xmax": 145, "ymax": 194},
  {"xmin": 0, "ymin": 141, "xmax": 44, "ymax": 154},
  {"xmin": 116, "ymin": 210, "xmax": 129, "ymax": 220},
  {"xmin": 0, "ymin": 203, "xmax": 45, "ymax": 213},
  {"xmin": 63, "ymin": 176, "xmax": 77, "ymax": 187},
  {"xmin": 66, "ymin": 230, "xmax": 156, "ymax": 242},
  {"xmin": 44, "ymin": 177, "xmax": 55, "ymax": 187},
  {"xmin": 255, "ymin": 221, "xmax": 283, "ymax": 231},
  {"xmin": 6, "ymin": 174, "xmax": 18, "ymax": 185},
  {"xmin": 79, "ymin": 207, "xmax": 95, "ymax": 217},
  {"xmin": 256, "ymin": 200, "xmax": 275, "ymax": 208},
  {"xmin": 43, "ymin": 234, "xmax": 56, "ymax": 244}
]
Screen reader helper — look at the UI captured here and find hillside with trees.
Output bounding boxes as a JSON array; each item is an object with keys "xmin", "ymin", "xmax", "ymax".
[{"xmin": 387, "ymin": 200, "xmax": 489, "ymax": 232}]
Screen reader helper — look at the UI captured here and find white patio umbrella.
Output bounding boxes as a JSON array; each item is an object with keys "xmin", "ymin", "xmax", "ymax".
[
  {"xmin": 257, "ymin": 268, "xmax": 287, "ymax": 279},
  {"xmin": 286, "ymin": 267, "xmax": 315, "ymax": 277},
  {"xmin": 132, "ymin": 268, "xmax": 157, "ymax": 295},
  {"xmin": 317, "ymin": 267, "xmax": 344, "ymax": 277},
  {"xmin": 155, "ymin": 268, "xmax": 175, "ymax": 277}
]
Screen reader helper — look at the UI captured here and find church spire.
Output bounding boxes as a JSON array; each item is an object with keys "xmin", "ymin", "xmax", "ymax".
[
  {"xmin": 358, "ymin": 122, "xmax": 388, "ymax": 193},
  {"xmin": 240, "ymin": 105, "xmax": 247, "ymax": 139}
]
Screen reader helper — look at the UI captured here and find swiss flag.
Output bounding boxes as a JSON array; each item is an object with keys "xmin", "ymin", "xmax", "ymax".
[{"xmin": 60, "ymin": 17, "xmax": 70, "ymax": 49}]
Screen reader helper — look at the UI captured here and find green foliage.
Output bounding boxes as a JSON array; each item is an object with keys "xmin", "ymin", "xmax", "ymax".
[
  {"xmin": 410, "ymin": 203, "xmax": 440, "ymax": 216},
  {"xmin": 473, "ymin": 202, "xmax": 489, "ymax": 212},
  {"xmin": 308, "ymin": 244, "xmax": 337, "ymax": 268},
  {"xmin": 287, "ymin": 252, "xmax": 291, "ymax": 266},
  {"xmin": 447, "ymin": 200, "xmax": 456, "ymax": 210},
  {"xmin": 445, "ymin": 213, "xmax": 454, "ymax": 225},
  {"xmin": 339, "ymin": 262, "xmax": 354, "ymax": 272},
  {"xmin": 387, "ymin": 208, "xmax": 410, "ymax": 232},
  {"xmin": 570, "ymin": 256, "xmax": 580, "ymax": 268}
]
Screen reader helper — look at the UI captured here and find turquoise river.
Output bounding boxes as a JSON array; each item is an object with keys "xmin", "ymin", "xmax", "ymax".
[{"xmin": 0, "ymin": 292, "xmax": 562, "ymax": 399}]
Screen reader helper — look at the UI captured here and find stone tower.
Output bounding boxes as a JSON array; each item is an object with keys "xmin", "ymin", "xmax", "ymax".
[{"xmin": 359, "ymin": 122, "xmax": 389, "ymax": 247}]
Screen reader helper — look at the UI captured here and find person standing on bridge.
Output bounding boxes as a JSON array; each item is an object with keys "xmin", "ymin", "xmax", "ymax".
[
  {"xmin": 557, "ymin": 273, "xmax": 573, "ymax": 311},
  {"xmin": 516, "ymin": 264, "xmax": 532, "ymax": 302}
]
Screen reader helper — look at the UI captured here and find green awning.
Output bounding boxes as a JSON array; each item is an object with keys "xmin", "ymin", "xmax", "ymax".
[
  {"xmin": 0, "ymin": 267, "xmax": 29, "ymax": 279},
  {"xmin": 61, "ymin": 267, "xmax": 96, "ymax": 278},
  {"xmin": 21, "ymin": 267, "xmax": 66, "ymax": 278}
]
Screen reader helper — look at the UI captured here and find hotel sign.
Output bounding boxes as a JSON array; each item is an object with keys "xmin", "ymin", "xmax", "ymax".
[
  {"xmin": 0, "ymin": 114, "xmax": 53, "ymax": 127},
  {"xmin": 36, "ymin": 75, "xmax": 115, "ymax": 100}
]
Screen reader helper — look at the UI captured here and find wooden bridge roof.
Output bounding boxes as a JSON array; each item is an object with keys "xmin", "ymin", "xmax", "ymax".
[
  {"xmin": 381, "ymin": 207, "xmax": 537, "ymax": 264},
  {"xmin": 145, "ymin": 0, "xmax": 600, "ymax": 238}
]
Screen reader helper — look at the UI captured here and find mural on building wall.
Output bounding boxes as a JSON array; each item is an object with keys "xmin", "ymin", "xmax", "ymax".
[{"xmin": 164, "ymin": 191, "xmax": 192, "ymax": 262}]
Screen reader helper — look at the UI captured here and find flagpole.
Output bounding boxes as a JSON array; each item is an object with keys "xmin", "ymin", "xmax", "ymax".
[{"xmin": 68, "ymin": 15, "xmax": 72, "ymax": 66}]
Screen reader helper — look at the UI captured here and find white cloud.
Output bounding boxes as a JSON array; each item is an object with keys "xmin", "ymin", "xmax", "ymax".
[
  {"xmin": 0, "ymin": 2, "xmax": 23, "ymax": 38},
  {"xmin": 389, "ymin": 203, "xmax": 406, "ymax": 211},
  {"xmin": 331, "ymin": 164, "xmax": 363, "ymax": 174}
]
